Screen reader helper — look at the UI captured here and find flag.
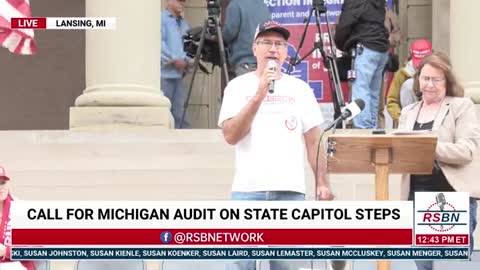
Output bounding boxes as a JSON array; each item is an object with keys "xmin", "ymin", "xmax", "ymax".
[{"xmin": 0, "ymin": 0, "xmax": 37, "ymax": 55}]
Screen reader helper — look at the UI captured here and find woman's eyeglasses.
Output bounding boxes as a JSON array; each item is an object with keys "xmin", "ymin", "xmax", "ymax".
[{"xmin": 419, "ymin": 76, "xmax": 445, "ymax": 86}]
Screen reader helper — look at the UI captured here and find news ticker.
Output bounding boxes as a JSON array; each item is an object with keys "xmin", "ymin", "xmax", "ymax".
[
  {"xmin": 10, "ymin": 17, "xmax": 115, "ymax": 30},
  {"xmin": 11, "ymin": 247, "xmax": 469, "ymax": 260},
  {"xmin": 10, "ymin": 194, "xmax": 470, "ymax": 247}
]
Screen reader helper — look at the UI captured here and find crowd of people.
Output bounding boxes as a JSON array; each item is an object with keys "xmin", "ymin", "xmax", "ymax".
[{"xmin": 160, "ymin": 0, "xmax": 440, "ymax": 132}]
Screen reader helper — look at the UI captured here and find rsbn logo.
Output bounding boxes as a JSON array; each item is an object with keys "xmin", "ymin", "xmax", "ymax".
[
  {"xmin": 160, "ymin": 231, "xmax": 172, "ymax": 244},
  {"xmin": 417, "ymin": 193, "xmax": 467, "ymax": 232}
]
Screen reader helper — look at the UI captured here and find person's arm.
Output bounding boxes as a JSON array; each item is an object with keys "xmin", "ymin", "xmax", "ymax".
[
  {"xmin": 386, "ymin": 70, "xmax": 407, "ymax": 122},
  {"xmin": 161, "ymin": 18, "xmax": 189, "ymax": 71},
  {"xmin": 299, "ymin": 81, "xmax": 333, "ymax": 200},
  {"xmin": 220, "ymin": 67, "xmax": 276, "ymax": 145},
  {"xmin": 334, "ymin": 0, "xmax": 365, "ymax": 51},
  {"xmin": 385, "ymin": 8, "xmax": 401, "ymax": 48},
  {"xmin": 161, "ymin": 17, "xmax": 176, "ymax": 64},
  {"xmin": 221, "ymin": 1, "xmax": 241, "ymax": 44},
  {"xmin": 436, "ymin": 99, "xmax": 480, "ymax": 165},
  {"xmin": 304, "ymin": 127, "xmax": 334, "ymax": 200},
  {"xmin": 222, "ymin": 93, "xmax": 264, "ymax": 145}
]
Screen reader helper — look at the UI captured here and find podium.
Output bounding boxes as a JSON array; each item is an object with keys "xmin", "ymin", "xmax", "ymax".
[{"xmin": 327, "ymin": 133, "xmax": 437, "ymax": 270}]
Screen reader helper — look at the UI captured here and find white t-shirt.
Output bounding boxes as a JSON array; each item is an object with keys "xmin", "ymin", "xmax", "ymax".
[{"xmin": 218, "ymin": 72, "xmax": 324, "ymax": 193}]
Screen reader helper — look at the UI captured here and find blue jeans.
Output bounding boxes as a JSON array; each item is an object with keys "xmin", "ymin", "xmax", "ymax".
[
  {"xmin": 415, "ymin": 198, "xmax": 478, "ymax": 270},
  {"xmin": 161, "ymin": 77, "xmax": 189, "ymax": 129},
  {"xmin": 227, "ymin": 191, "xmax": 305, "ymax": 270},
  {"xmin": 351, "ymin": 46, "xmax": 389, "ymax": 129}
]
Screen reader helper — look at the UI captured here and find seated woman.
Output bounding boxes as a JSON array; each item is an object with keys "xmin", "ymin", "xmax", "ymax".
[
  {"xmin": 398, "ymin": 51, "xmax": 479, "ymax": 270},
  {"xmin": 0, "ymin": 166, "xmax": 35, "ymax": 270}
]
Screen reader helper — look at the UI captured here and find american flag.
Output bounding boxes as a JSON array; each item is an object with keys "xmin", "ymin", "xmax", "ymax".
[{"xmin": 0, "ymin": 0, "xmax": 37, "ymax": 55}]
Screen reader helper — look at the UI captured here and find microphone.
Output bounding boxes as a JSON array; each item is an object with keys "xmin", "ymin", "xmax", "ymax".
[
  {"xmin": 325, "ymin": 99, "xmax": 365, "ymax": 131},
  {"xmin": 435, "ymin": 193, "xmax": 446, "ymax": 230},
  {"xmin": 435, "ymin": 193, "xmax": 446, "ymax": 211},
  {"xmin": 267, "ymin": 60, "xmax": 277, "ymax": 94},
  {"xmin": 339, "ymin": 98, "xmax": 365, "ymax": 120}
]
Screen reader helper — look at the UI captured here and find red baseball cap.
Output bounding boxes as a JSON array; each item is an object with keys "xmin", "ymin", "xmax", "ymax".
[
  {"xmin": 410, "ymin": 39, "xmax": 432, "ymax": 68},
  {"xmin": 0, "ymin": 166, "xmax": 10, "ymax": 181}
]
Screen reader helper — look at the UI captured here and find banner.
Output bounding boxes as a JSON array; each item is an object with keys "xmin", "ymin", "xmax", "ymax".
[
  {"xmin": 11, "ymin": 247, "xmax": 469, "ymax": 260},
  {"xmin": 12, "ymin": 201, "xmax": 413, "ymax": 246},
  {"xmin": 10, "ymin": 17, "xmax": 116, "ymax": 30},
  {"xmin": 9, "ymin": 193, "xmax": 471, "ymax": 260}
]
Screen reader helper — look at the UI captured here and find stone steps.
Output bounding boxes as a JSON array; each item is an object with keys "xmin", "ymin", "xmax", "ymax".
[{"xmin": 0, "ymin": 129, "xmax": 477, "ymax": 270}]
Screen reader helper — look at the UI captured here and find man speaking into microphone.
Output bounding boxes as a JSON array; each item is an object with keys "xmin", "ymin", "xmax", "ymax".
[{"xmin": 218, "ymin": 20, "xmax": 335, "ymax": 270}]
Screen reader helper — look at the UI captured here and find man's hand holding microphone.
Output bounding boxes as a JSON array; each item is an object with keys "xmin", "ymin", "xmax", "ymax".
[{"xmin": 255, "ymin": 59, "xmax": 279, "ymax": 100}]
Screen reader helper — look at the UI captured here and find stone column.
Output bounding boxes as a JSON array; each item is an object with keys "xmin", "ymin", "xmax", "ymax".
[
  {"xmin": 451, "ymin": 0, "xmax": 480, "ymax": 103},
  {"xmin": 70, "ymin": 0, "xmax": 172, "ymax": 130},
  {"xmin": 432, "ymin": 0, "xmax": 450, "ymax": 54}
]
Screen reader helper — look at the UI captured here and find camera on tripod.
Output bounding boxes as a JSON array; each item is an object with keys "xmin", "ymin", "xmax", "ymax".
[
  {"xmin": 180, "ymin": 0, "xmax": 230, "ymax": 127},
  {"xmin": 182, "ymin": 0, "xmax": 224, "ymax": 66},
  {"xmin": 312, "ymin": 0, "xmax": 327, "ymax": 13},
  {"xmin": 286, "ymin": 0, "xmax": 345, "ymax": 125},
  {"xmin": 206, "ymin": 0, "xmax": 221, "ymax": 17},
  {"xmin": 183, "ymin": 27, "xmax": 221, "ymax": 66}
]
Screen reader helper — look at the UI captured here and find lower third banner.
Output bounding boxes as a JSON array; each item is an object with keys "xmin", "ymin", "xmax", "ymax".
[{"xmin": 11, "ymin": 247, "xmax": 469, "ymax": 260}]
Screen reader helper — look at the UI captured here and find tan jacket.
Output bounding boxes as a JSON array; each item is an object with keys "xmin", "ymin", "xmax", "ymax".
[{"xmin": 398, "ymin": 96, "xmax": 480, "ymax": 200}]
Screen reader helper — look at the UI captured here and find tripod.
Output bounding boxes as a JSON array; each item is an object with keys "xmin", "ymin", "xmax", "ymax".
[
  {"xmin": 180, "ymin": 1, "xmax": 229, "ymax": 128},
  {"xmin": 286, "ymin": 0, "xmax": 345, "ymax": 122}
]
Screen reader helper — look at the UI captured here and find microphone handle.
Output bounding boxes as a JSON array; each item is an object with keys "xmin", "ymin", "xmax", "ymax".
[{"xmin": 269, "ymin": 81, "xmax": 275, "ymax": 94}]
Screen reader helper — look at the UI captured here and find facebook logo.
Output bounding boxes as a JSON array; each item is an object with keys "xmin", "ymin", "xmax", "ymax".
[{"xmin": 160, "ymin": 231, "xmax": 172, "ymax": 244}]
